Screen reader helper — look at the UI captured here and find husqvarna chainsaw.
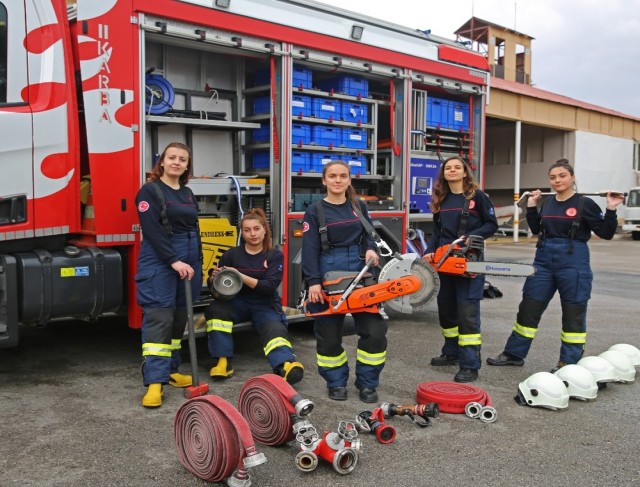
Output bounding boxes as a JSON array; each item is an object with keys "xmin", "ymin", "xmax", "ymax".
[
  {"xmin": 427, "ymin": 235, "xmax": 535, "ymax": 278},
  {"xmin": 302, "ymin": 236, "xmax": 440, "ymax": 317}
]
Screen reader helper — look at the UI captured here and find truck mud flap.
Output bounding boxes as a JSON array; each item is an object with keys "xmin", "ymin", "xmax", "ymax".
[{"xmin": 0, "ymin": 255, "xmax": 20, "ymax": 348}]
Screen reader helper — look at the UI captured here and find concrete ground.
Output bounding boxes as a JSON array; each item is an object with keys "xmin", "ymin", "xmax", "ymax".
[{"xmin": 0, "ymin": 236, "xmax": 639, "ymax": 487}]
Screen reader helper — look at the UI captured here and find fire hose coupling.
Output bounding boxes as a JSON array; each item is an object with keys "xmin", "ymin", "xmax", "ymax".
[
  {"xmin": 465, "ymin": 401, "xmax": 497, "ymax": 424},
  {"xmin": 289, "ymin": 392, "xmax": 315, "ymax": 417},
  {"xmin": 356, "ymin": 408, "xmax": 397, "ymax": 444},
  {"xmin": 380, "ymin": 402, "xmax": 439, "ymax": 427},
  {"xmin": 295, "ymin": 428, "xmax": 359, "ymax": 475}
]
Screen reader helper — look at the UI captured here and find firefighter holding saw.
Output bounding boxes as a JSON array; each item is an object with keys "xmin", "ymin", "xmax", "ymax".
[
  {"xmin": 424, "ymin": 156, "xmax": 498, "ymax": 383},
  {"xmin": 302, "ymin": 160, "xmax": 386, "ymax": 403},
  {"xmin": 487, "ymin": 159, "xmax": 624, "ymax": 371}
]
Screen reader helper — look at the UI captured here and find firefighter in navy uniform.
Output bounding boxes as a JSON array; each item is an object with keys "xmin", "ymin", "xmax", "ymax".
[
  {"xmin": 302, "ymin": 161, "xmax": 386, "ymax": 403},
  {"xmin": 135, "ymin": 142, "xmax": 202, "ymax": 408},
  {"xmin": 424, "ymin": 156, "xmax": 498, "ymax": 383},
  {"xmin": 487, "ymin": 159, "xmax": 624, "ymax": 371},
  {"xmin": 204, "ymin": 208, "xmax": 304, "ymax": 384}
]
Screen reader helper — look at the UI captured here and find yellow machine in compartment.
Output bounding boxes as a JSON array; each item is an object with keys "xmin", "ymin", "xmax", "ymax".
[{"xmin": 199, "ymin": 217, "xmax": 237, "ymax": 285}]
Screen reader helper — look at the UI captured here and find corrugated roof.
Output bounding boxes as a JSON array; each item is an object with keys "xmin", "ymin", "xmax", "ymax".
[{"xmin": 491, "ymin": 77, "xmax": 640, "ymax": 122}]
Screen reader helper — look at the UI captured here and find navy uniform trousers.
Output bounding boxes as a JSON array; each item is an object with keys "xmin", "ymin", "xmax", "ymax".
[
  {"xmin": 311, "ymin": 245, "xmax": 387, "ymax": 389},
  {"xmin": 503, "ymin": 237, "xmax": 590, "ymax": 364},
  {"xmin": 136, "ymin": 232, "xmax": 201, "ymax": 386}
]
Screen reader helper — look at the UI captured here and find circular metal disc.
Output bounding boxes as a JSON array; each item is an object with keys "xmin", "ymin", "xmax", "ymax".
[
  {"xmin": 378, "ymin": 254, "xmax": 439, "ymax": 313},
  {"xmin": 211, "ymin": 268, "xmax": 243, "ymax": 300}
]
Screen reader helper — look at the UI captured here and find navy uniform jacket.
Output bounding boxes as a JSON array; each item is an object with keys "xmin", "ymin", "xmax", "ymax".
[
  {"xmin": 136, "ymin": 180, "xmax": 200, "ymax": 264},
  {"xmin": 527, "ymin": 194, "xmax": 617, "ymax": 241},
  {"xmin": 219, "ymin": 246, "xmax": 284, "ymax": 303},
  {"xmin": 428, "ymin": 190, "xmax": 498, "ymax": 251},
  {"xmin": 301, "ymin": 199, "xmax": 376, "ymax": 288}
]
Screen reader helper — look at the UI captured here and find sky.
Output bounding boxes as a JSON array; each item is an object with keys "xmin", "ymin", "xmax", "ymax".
[{"xmin": 314, "ymin": 0, "xmax": 640, "ymax": 119}]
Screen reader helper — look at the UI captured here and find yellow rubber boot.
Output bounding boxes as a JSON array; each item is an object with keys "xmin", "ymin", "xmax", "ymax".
[
  {"xmin": 169, "ymin": 372, "xmax": 193, "ymax": 388},
  {"xmin": 142, "ymin": 383, "xmax": 163, "ymax": 408},
  {"xmin": 210, "ymin": 357, "xmax": 234, "ymax": 380},
  {"xmin": 281, "ymin": 361, "xmax": 304, "ymax": 385}
]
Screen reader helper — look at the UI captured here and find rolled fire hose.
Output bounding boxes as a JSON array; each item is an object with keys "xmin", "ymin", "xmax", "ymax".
[
  {"xmin": 416, "ymin": 381, "xmax": 497, "ymax": 423},
  {"xmin": 238, "ymin": 374, "xmax": 315, "ymax": 446},
  {"xmin": 174, "ymin": 395, "xmax": 267, "ymax": 484}
]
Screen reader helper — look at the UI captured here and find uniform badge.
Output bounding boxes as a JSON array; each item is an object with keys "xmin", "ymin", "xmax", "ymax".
[
  {"xmin": 302, "ymin": 221, "xmax": 309, "ymax": 232},
  {"xmin": 469, "ymin": 200, "xmax": 476, "ymax": 209},
  {"xmin": 138, "ymin": 201, "xmax": 150, "ymax": 212},
  {"xmin": 264, "ymin": 259, "xmax": 268, "ymax": 269},
  {"xmin": 566, "ymin": 207, "xmax": 577, "ymax": 217}
]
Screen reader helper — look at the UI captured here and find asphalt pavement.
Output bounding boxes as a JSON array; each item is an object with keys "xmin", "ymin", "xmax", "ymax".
[{"xmin": 1, "ymin": 236, "xmax": 639, "ymax": 487}]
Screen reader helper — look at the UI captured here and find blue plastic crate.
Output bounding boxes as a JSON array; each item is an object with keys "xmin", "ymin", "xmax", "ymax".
[
  {"xmin": 317, "ymin": 76, "xmax": 369, "ymax": 97},
  {"xmin": 312, "ymin": 98, "xmax": 341, "ymax": 120},
  {"xmin": 291, "ymin": 123, "xmax": 312, "ymax": 145},
  {"xmin": 291, "ymin": 151, "xmax": 311, "ymax": 173},
  {"xmin": 311, "ymin": 153, "xmax": 339, "ymax": 172},
  {"xmin": 342, "ymin": 128, "xmax": 368, "ymax": 149},
  {"xmin": 346, "ymin": 155, "xmax": 368, "ymax": 175},
  {"xmin": 292, "ymin": 64, "xmax": 313, "ymax": 89},
  {"xmin": 341, "ymin": 102, "xmax": 369, "ymax": 123},
  {"xmin": 427, "ymin": 97, "xmax": 449, "ymax": 128},
  {"xmin": 291, "ymin": 94, "xmax": 312, "ymax": 117},
  {"xmin": 451, "ymin": 102, "xmax": 470, "ymax": 131},
  {"xmin": 252, "ymin": 151, "xmax": 270, "ymax": 169},
  {"xmin": 253, "ymin": 96, "xmax": 270, "ymax": 115},
  {"xmin": 311, "ymin": 125, "xmax": 342, "ymax": 147},
  {"xmin": 252, "ymin": 123, "xmax": 270, "ymax": 143}
]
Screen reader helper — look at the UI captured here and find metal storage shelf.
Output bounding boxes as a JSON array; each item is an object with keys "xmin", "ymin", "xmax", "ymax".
[{"xmin": 146, "ymin": 115, "xmax": 260, "ymax": 131}]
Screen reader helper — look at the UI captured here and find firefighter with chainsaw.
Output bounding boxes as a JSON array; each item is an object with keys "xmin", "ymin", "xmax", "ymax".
[
  {"xmin": 424, "ymin": 156, "xmax": 498, "ymax": 383},
  {"xmin": 205, "ymin": 208, "xmax": 304, "ymax": 385},
  {"xmin": 135, "ymin": 143, "xmax": 202, "ymax": 408},
  {"xmin": 487, "ymin": 159, "xmax": 624, "ymax": 371},
  {"xmin": 302, "ymin": 161, "xmax": 385, "ymax": 403}
]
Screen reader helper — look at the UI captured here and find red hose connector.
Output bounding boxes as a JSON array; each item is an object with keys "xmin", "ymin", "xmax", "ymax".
[
  {"xmin": 416, "ymin": 381, "xmax": 497, "ymax": 423},
  {"xmin": 174, "ymin": 395, "xmax": 267, "ymax": 484},
  {"xmin": 295, "ymin": 424, "xmax": 359, "ymax": 475},
  {"xmin": 356, "ymin": 408, "xmax": 397, "ymax": 444},
  {"xmin": 238, "ymin": 374, "xmax": 315, "ymax": 446}
]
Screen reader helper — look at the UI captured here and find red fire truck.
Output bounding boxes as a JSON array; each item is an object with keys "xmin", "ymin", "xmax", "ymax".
[{"xmin": 0, "ymin": 0, "xmax": 489, "ymax": 347}]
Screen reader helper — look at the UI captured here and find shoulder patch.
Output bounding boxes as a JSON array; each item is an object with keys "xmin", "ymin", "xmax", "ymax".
[
  {"xmin": 303, "ymin": 221, "xmax": 310, "ymax": 232},
  {"xmin": 138, "ymin": 201, "xmax": 150, "ymax": 212}
]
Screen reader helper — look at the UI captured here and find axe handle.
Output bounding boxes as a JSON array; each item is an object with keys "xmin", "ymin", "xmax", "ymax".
[{"xmin": 332, "ymin": 258, "xmax": 375, "ymax": 312}]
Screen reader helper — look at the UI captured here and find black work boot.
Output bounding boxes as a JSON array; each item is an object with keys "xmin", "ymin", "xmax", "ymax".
[
  {"xmin": 328, "ymin": 386, "xmax": 347, "ymax": 401},
  {"xmin": 486, "ymin": 352, "xmax": 524, "ymax": 366},
  {"xmin": 454, "ymin": 368, "xmax": 478, "ymax": 383}
]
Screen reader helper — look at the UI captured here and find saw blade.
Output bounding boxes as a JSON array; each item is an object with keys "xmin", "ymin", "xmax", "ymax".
[
  {"xmin": 466, "ymin": 261, "xmax": 535, "ymax": 277},
  {"xmin": 378, "ymin": 253, "xmax": 439, "ymax": 314}
]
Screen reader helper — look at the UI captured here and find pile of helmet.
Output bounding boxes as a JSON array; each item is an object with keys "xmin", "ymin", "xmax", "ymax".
[{"xmin": 515, "ymin": 343, "xmax": 640, "ymax": 411}]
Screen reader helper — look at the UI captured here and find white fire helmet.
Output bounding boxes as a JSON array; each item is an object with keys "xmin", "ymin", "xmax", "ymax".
[
  {"xmin": 577, "ymin": 356, "xmax": 617, "ymax": 384},
  {"xmin": 516, "ymin": 372, "xmax": 569, "ymax": 410},
  {"xmin": 598, "ymin": 350, "xmax": 636, "ymax": 383},
  {"xmin": 553, "ymin": 364, "xmax": 598, "ymax": 401},
  {"xmin": 607, "ymin": 343, "xmax": 640, "ymax": 367}
]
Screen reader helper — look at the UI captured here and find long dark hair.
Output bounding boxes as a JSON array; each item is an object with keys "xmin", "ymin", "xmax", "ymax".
[
  {"xmin": 322, "ymin": 160, "xmax": 357, "ymax": 204},
  {"xmin": 149, "ymin": 142, "xmax": 192, "ymax": 185},
  {"xmin": 430, "ymin": 156, "xmax": 479, "ymax": 213},
  {"xmin": 240, "ymin": 208, "xmax": 273, "ymax": 252}
]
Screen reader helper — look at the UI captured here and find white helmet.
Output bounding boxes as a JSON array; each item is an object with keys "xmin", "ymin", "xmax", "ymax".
[
  {"xmin": 577, "ymin": 356, "xmax": 617, "ymax": 384},
  {"xmin": 598, "ymin": 350, "xmax": 636, "ymax": 383},
  {"xmin": 608, "ymin": 343, "xmax": 640, "ymax": 366},
  {"xmin": 516, "ymin": 372, "xmax": 569, "ymax": 410},
  {"xmin": 553, "ymin": 364, "xmax": 598, "ymax": 401}
]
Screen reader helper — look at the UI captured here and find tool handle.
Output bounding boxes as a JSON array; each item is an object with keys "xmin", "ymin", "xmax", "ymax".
[
  {"xmin": 332, "ymin": 258, "xmax": 375, "ymax": 311},
  {"xmin": 518, "ymin": 190, "xmax": 627, "ymax": 204},
  {"xmin": 184, "ymin": 279, "xmax": 200, "ymax": 387}
]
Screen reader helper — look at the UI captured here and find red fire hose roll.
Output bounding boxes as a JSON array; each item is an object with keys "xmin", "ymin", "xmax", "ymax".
[
  {"xmin": 416, "ymin": 381, "xmax": 493, "ymax": 414},
  {"xmin": 174, "ymin": 395, "xmax": 265, "ymax": 483},
  {"xmin": 238, "ymin": 374, "xmax": 314, "ymax": 446}
]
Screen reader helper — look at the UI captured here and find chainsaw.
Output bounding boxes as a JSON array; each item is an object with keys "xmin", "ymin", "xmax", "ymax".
[
  {"xmin": 427, "ymin": 236, "xmax": 535, "ymax": 278},
  {"xmin": 302, "ymin": 235, "xmax": 440, "ymax": 317}
]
